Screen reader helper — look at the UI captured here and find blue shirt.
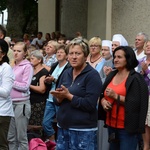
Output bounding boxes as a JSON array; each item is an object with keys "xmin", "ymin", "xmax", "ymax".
[
  {"xmin": 47, "ymin": 62, "xmax": 68, "ymax": 102},
  {"xmin": 43, "ymin": 54, "xmax": 57, "ymax": 67}
]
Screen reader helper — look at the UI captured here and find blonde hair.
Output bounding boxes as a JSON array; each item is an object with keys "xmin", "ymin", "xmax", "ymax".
[
  {"xmin": 13, "ymin": 42, "xmax": 28, "ymax": 59},
  {"xmin": 89, "ymin": 37, "xmax": 102, "ymax": 49},
  {"xmin": 14, "ymin": 42, "xmax": 28, "ymax": 53},
  {"xmin": 144, "ymin": 40, "xmax": 150, "ymax": 52},
  {"xmin": 47, "ymin": 40, "xmax": 59, "ymax": 51}
]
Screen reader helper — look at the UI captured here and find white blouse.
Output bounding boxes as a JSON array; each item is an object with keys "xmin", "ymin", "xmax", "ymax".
[{"xmin": 0, "ymin": 62, "xmax": 15, "ymax": 117}]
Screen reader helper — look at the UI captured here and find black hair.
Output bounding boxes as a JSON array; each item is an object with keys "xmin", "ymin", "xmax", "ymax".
[
  {"xmin": 113, "ymin": 46, "xmax": 138, "ymax": 70},
  {"xmin": 0, "ymin": 39, "xmax": 9, "ymax": 64},
  {"xmin": 46, "ymin": 33, "xmax": 51, "ymax": 40},
  {"xmin": 38, "ymin": 32, "xmax": 43, "ymax": 36}
]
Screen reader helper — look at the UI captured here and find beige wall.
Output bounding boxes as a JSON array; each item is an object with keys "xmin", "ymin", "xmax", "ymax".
[
  {"xmin": 112, "ymin": 0, "xmax": 150, "ymax": 46},
  {"xmin": 60, "ymin": 0, "xmax": 88, "ymax": 39},
  {"xmin": 38, "ymin": 0, "xmax": 150, "ymax": 46},
  {"xmin": 38, "ymin": 0, "xmax": 56, "ymax": 38},
  {"xmin": 87, "ymin": 0, "xmax": 107, "ymax": 40},
  {"xmin": 106, "ymin": 0, "xmax": 112, "ymax": 40},
  {"xmin": 38, "ymin": 0, "xmax": 111, "ymax": 41}
]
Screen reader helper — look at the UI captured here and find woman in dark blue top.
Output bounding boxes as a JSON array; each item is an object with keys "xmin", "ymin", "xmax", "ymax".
[{"xmin": 51, "ymin": 38, "xmax": 102, "ymax": 150}]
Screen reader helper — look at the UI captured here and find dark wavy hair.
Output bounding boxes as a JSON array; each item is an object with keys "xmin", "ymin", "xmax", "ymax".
[
  {"xmin": 0, "ymin": 39, "xmax": 9, "ymax": 65},
  {"xmin": 113, "ymin": 46, "xmax": 138, "ymax": 70}
]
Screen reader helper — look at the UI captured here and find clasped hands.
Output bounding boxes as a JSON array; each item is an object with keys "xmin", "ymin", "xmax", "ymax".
[
  {"xmin": 140, "ymin": 61, "xmax": 148, "ymax": 75},
  {"xmin": 50, "ymin": 85, "xmax": 73, "ymax": 103},
  {"xmin": 103, "ymin": 66, "xmax": 113, "ymax": 76},
  {"xmin": 101, "ymin": 88, "xmax": 118, "ymax": 111}
]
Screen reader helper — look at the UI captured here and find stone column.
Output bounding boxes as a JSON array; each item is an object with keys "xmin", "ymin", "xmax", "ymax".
[{"xmin": 38, "ymin": 0, "xmax": 56, "ymax": 36}]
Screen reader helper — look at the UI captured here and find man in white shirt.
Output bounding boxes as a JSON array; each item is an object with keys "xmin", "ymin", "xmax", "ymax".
[
  {"xmin": 31, "ymin": 32, "xmax": 44, "ymax": 49},
  {"xmin": 134, "ymin": 32, "xmax": 149, "ymax": 150},
  {"xmin": 134, "ymin": 32, "xmax": 149, "ymax": 60}
]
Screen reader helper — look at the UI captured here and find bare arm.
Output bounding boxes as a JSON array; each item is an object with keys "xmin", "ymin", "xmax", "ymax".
[{"xmin": 30, "ymin": 75, "xmax": 47, "ymax": 94}]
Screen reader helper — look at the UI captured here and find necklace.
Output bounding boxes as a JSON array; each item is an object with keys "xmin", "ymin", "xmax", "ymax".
[{"xmin": 90, "ymin": 55, "xmax": 101, "ymax": 63}]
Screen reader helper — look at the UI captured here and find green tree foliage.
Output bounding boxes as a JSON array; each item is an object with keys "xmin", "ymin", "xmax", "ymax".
[
  {"xmin": 3, "ymin": 0, "xmax": 38, "ymax": 39},
  {"xmin": 0, "ymin": 0, "xmax": 7, "ymax": 12},
  {"xmin": 22, "ymin": 0, "xmax": 38, "ymax": 35}
]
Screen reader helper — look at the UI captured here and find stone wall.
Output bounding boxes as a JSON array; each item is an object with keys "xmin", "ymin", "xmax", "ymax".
[
  {"xmin": 60, "ymin": 0, "xmax": 88, "ymax": 39},
  {"xmin": 38, "ymin": 0, "xmax": 56, "ymax": 36},
  {"xmin": 112, "ymin": 0, "xmax": 150, "ymax": 46},
  {"xmin": 87, "ymin": 0, "xmax": 107, "ymax": 40}
]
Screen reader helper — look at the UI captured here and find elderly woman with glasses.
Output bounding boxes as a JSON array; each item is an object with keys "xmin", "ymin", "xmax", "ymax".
[
  {"xmin": 87, "ymin": 36, "xmax": 105, "ymax": 72},
  {"xmin": 50, "ymin": 38, "xmax": 102, "ymax": 150}
]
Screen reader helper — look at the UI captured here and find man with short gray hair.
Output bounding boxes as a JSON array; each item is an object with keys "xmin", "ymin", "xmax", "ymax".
[
  {"xmin": 135, "ymin": 32, "xmax": 149, "ymax": 60},
  {"xmin": 134, "ymin": 32, "xmax": 149, "ymax": 150}
]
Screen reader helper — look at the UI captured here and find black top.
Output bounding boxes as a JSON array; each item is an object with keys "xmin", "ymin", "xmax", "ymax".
[
  {"xmin": 98, "ymin": 69, "xmax": 148, "ymax": 134},
  {"xmin": 30, "ymin": 68, "xmax": 49, "ymax": 104}
]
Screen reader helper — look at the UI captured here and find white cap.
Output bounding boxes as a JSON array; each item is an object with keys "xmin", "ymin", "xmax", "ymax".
[
  {"xmin": 102, "ymin": 40, "xmax": 112, "ymax": 55},
  {"xmin": 112, "ymin": 34, "xmax": 128, "ymax": 46}
]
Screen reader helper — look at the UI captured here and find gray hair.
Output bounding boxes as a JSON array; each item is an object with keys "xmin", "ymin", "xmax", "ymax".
[
  {"xmin": 67, "ymin": 38, "xmax": 89, "ymax": 57},
  {"xmin": 47, "ymin": 40, "xmax": 59, "ymax": 50},
  {"xmin": 137, "ymin": 32, "xmax": 149, "ymax": 42},
  {"xmin": 30, "ymin": 50, "xmax": 43, "ymax": 63}
]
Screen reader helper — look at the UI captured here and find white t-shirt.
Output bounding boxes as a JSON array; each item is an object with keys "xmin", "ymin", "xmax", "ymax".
[
  {"xmin": 0, "ymin": 62, "xmax": 14, "ymax": 117},
  {"xmin": 135, "ymin": 50, "xmax": 146, "ymax": 71},
  {"xmin": 31, "ymin": 38, "xmax": 44, "ymax": 49},
  {"xmin": 135, "ymin": 50, "xmax": 146, "ymax": 60}
]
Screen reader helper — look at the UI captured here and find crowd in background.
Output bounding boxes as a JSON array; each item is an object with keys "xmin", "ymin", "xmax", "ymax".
[{"xmin": 0, "ymin": 24, "xmax": 150, "ymax": 150}]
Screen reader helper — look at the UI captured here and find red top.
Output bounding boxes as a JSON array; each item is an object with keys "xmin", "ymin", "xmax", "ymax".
[{"xmin": 105, "ymin": 77, "xmax": 127, "ymax": 128}]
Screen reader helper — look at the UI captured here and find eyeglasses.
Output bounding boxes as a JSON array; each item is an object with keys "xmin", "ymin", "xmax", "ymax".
[{"xmin": 90, "ymin": 45, "xmax": 100, "ymax": 48}]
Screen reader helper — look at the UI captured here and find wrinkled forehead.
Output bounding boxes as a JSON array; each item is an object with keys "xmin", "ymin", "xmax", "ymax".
[{"xmin": 136, "ymin": 35, "xmax": 145, "ymax": 40}]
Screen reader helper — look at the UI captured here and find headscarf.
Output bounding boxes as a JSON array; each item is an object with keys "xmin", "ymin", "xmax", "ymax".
[
  {"xmin": 112, "ymin": 34, "xmax": 128, "ymax": 46},
  {"xmin": 102, "ymin": 40, "xmax": 112, "ymax": 55}
]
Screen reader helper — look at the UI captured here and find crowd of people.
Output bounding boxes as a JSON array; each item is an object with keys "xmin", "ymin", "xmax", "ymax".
[{"xmin": 0, "ymin": 24, "xmax": 149, "ymax": 150}]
